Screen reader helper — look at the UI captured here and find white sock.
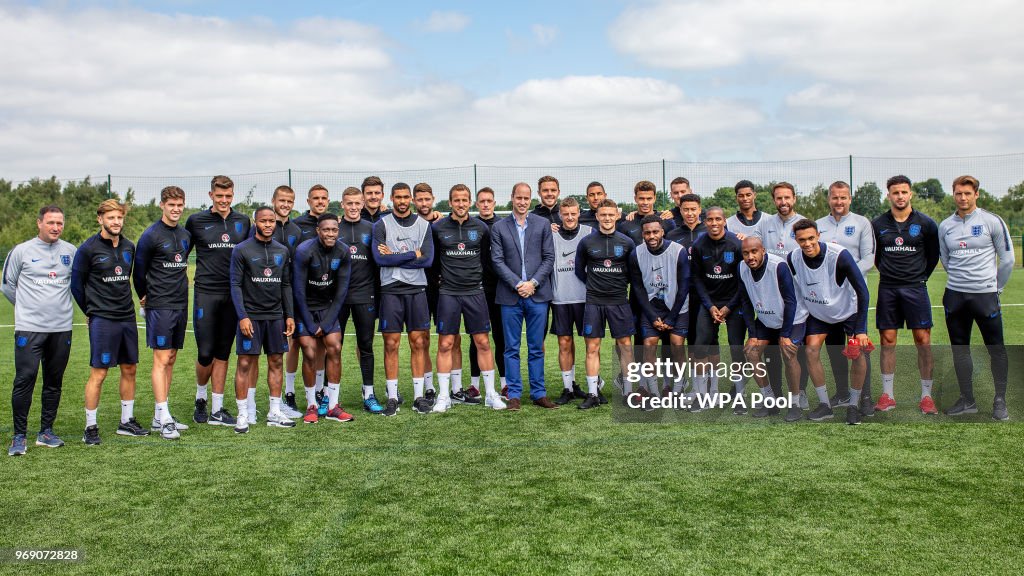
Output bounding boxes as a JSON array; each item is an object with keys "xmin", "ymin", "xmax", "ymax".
[
  {"xmin": 247, "ymin": 387, "xmax": 256, "ymax": 415},
  {"xmin": 315, "ymin": 370, "xmax": 325, "ymax": 389},
  {"xmin": 120, "ymin": 400, "xmax": 134, "ymax": 423},
  {"xmin": 921, "ymin": 379, "xmax": 933, "ymax": 399},
  {"xmin": 156, "ymin": 401, "xmax": 171, "ymax": 424},
  {"xmin": 814, "ymin": 385, "xmax": 830, "ymax": 404},
  {"xmin": 850, "ymin": 388, "xmax": 862, "ymax": 407},
  {"xmin": 424, "ymin": 372, "xmax": 434, "ymax": 392},
  {"xmin": 586, "ymin": 375, "xmax": 599, "ymax": 396},
  {"xmin": 451, "ymin": 369, "xmax": 462, "ymax": 393},
  {"xmin": 269, "ymin": 396, "xmax": 281, "ymax": 414},
  {"xmin": 362, "ymin": 385, "xmax": 374, "ymax": 400},
  {"xmin": 693, "ymin": 375, "xmax": 707, "ymax": 395},
  {"xmin": 709, "ymin": 375, "xmax": 719, "ymax": 396},
  {"xmin": 562, "ymin": 370, "xmax": 574, "ymax": 391},
  {"xmin": 305, "ymin": 386, "xmax": 317, "ymax": 409},
  {"xmin": 211, "ymin": 393, "xmax": 223, "ymax": 415},
  {"xmin": 86, "ymin": 408, "xmax": 97, "ymax": 427},
  {"xmin": 882, "ymin": 374, "xmax": 895, "ymax": 397},
  {"xmin": 500, "ymin": 376, "xmax": 507, "ymax": 389},
  {"xmin": 314, "ymin": 376, "xmax": 325, "ymax": 394},
  {"xmin": 413, "ymin": 377, "xmax": 425, "ymax": 399},
  {"xmin": 672, "ymin": 378, "xmax": 685, "ymax": 394},
  {"xmin": 760, "ymin": 385, "xmax": 774, "ymax": 398},
  {"xmin": 482, "ymin": 370, "xmax": 496, "ymax": 396},
  {"xmin": 236, "ymin": 399, "xmax": 248, "ymax": 421},
  {"xmin": 196, "ymin": 384, "xmax": 208, "ymax": 401},
  {"xmin": 386, "ymin": 379, "xmax": 399, "ymax": 400},
  {"xmin": 154, "ymin": 401, "xmax": 160, "ymax": 421},
  {"xmin": 327, "ymin": 383, "xmax": 339, "ymax": 409},
  {"xmin": 471, "ymin": 376, "xmax": 480, "ymax": 390},
  {"xmin": 734, "ymin": 379, "xmax": 745, "ymax": 395},
  {"xmin": 438, "ymin": 373, "xmax": 451, "ymax": 399},
  {"xmin": 285, "ymin": 372, "xmax": 296, "ymax": 395}
]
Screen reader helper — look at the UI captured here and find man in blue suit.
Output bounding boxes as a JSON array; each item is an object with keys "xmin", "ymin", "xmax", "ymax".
[{"xmin": 491, "ymin": 182, "xmax": 557, "ymax": 411}]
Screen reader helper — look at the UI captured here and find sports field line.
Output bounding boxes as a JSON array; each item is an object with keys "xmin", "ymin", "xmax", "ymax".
[{"xmin": 3, "ymin": 303, "xmax": 1024, "ymax": 332}]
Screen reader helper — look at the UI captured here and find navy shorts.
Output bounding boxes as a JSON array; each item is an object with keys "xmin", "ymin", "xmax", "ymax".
[
  {"xmin": 296, "ymin": 309, "xmax": 342, "ymax": 337},
  {"xmin": 89, "ymin": 316, "xmax": 139, "ymax": 368},
  {"xmin": 379, "ymin": 291, "xmax": 432, "ymax": 333},
  {"xmin": 876, "ymin": 284, "xmax": 933, "ymax": 330},
  {"xmin": 751, "ymin": 319, "xmax": 806, "ymax": 345},
  {"xmin": 686, "ymin": 295, "xmax": 700, "ymax": 345},
  {"xmin": 550, "ymin": 302, "xmax": 585, "ymax": 336},
  {"xmin": 806, "ymin": 314, "xmax": 859, "ymax": 337},
  {"xmin": 436, "ymin": 293, "xmax": 491, "ymax": 335},
  {"xmin": 237, "ymin": 318, "xmax": 289, "ymax": 355},
  {"xmin": 583, "ymin": 303, "xmax": 635, "ymax": 339},
  {"xmin": 194, "ymin": 291, "xmax": 237, "ymax": 362},
  {"xmin": 639, "ymin": 311, "xmax": 689, "ymax": 339},
  {"xmin": 145, "ymin": 308, "xmax": 187, "ymax": 350}
]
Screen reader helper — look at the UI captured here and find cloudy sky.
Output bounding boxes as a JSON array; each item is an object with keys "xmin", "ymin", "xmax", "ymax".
[{"xmin": 2, "ymin": 0, "xmax": 1023, "ymax": 195}]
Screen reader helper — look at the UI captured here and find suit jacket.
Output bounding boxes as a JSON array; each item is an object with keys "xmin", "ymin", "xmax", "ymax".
[{"xmin": 490, "ymin": 212, "xmax": 555, "ymax": 305}]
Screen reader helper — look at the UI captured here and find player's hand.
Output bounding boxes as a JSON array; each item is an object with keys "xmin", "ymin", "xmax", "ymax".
[
  {"xmin": 625, "ymin": 211, "xmax": 637, "ymax": 222},
  {"xmin": 743, "ymin": 338, "xmax": 757, "ymax": 356},
  {"xmin": 550, "ymin": 223, "xmax": 560, "ymax": 233},
  {"xmin": 779, "ymin": 337, "xmax": 797, "ymax": 355},
  {"xmin": 430, "ymin": 210, "xmax": 443, "ymax": 221},
  {"xmin": 735, "ymin": 233, "xmax": 747, "ymax": 241},
  {"xmin": 856, "ymin": 333, "xmax": 870, "ymax": 348},
  {"xmin": 139, "ymin": 296, "xmax": 147, "ymax": 308},
  {"xmin": 718, "ymin": 305, "xmax": 731, "ymax": 320},
  {"xmin": 314, "ymin": 326, "xmax": 324, "ymax": 338},
  {"xmin": 710, "ymin": 306, "xmax": 724, "ymax": 323},
  {"xmin": 239, "ymin": 318, "xmax": 254, "ymax": 338},
  {"xmin": 654, "ymin": 319, "xmax": 671, "ymax": 331},
  {"xmin": 284, "ymin": 318, "xmax": 295, "ymax": 337},
  {"xmin": 378, "ymin": 244, "xmax": 393, "ymax": 255},
  {"xmin": 660, "ymin": 209, "xmax": 674, "ymax": 220},
  {"xmin": 414, "ymin": 249, "xmax": 422, "ymax": 258}
]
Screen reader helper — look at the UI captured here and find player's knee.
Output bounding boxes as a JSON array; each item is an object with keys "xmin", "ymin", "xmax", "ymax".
[
  {"xmin": 121, "ymin": 364, "xmax": 137, "ymax": 377},
  {"xmin": 197, "ymin": 355, "xmax": 214, "ymax": 367}
]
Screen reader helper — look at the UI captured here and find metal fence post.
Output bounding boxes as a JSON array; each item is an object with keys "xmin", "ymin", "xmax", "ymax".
[
  {"xmin": 288, "ymin": 168, "xmax": 292, "ymax": 189},
  {"xmin": 107, "ymin": 174, "xmax": 111, "ymax": 196},
  {"xmin": 474, "ymin": 164, "xmax": 478, "ymax": 193},
  {"xmin": 662, "ymin": 159, "xmax": 667, "ymax": 194},
  {"xmin": 849, "ymin": 155, "xmax": 854, "ymax": 188}
]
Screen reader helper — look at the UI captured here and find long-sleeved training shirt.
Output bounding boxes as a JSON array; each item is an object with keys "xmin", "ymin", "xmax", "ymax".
[
  {"xmin": 292, "ymin": 238, "xmax": 351, "ymax": 335},
  {"xmin": 2, "ymin": 237, "xmax": 77, "ymax": 332},
  {"xmin": 531, "ymin": 203, "xmax": 562, "ymax": 226},
  {"xmin": 574, "ymin": 230, "xmax": 634, "ymax": 305},
  {"xmin": 432, "ymin": 215, "xmax": 491, "ymax": 295},
  {"xmin": 939, "ymin": 207, "xmax": 1015, "ymax": 293},
  {"xmin": 817, "ymin": 211, "xmax": 875, "ymax": 277},
  {"xmin": 872, "ymin": 209, "xmax": 939, "ymax": 287},
  {"xmin": 726, "ymin": 210, "xmax": 764, "ymax": 238},
  {"xmin": 757, "ymin": 212, "xmax": 805, "ymax": 258},
  {"xmin": 372, "ymin": 212, "xmax": 434, "ymax": 294},
  {"xmin": 292, "ymin": 211, "xmax": 320, "ymax": 245},
  {"xmin": 133, "ymin": 219, "xmax": 191, "ymax": 310},
  {"xmin": 71, "ymin": 233, "xmax": 135, "ymax": 321},
  {"xmin": 616, "ymin": 214, "xmax": 676, "ymax": 246},
  {"xmin": 690, "ymin": 231, "xmax": 744, "ymax": 310},
  {"xmin": 339, "ymin": 217, "xmax": 377, "ymax": 304},
  {"xmin": 185, "ymin": 208, "xmax": 251, "ymax": 294},
  {"xmin": 229, "ymin": 236, "xmax": 294, "ymax": 321},
  {"xmin": 628, "ymin": 240, "xmax": 689, "ymax": 327}
]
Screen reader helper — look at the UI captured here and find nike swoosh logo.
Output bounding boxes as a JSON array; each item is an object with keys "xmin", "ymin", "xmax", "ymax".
[
  {"xmin": 98, "ymin": 257, "xmax": 109, "ymax": 262},
  {"xmin": 703, "ymin": 256, "xmax": 711, "ymax": 260},
  {"xmin": 561, "ymin": 250, "xmax": 575, "ymax": 257},
  {"xmin": 31, "ymin": 258, "xmax": 41, "ymax": 262},
  {"xmin": 878, "ymin": 229, "xmax": 887, "ymax": 235},
  {"xmin": 944, "ymin": 229, "xmax": 956, "ymax": 236},
  {"xmin": 651, "ymin": 266, "xmax": 663, "ymax": 271},
  {"xmin": 251, "ymin": 257, "xmax": 261, "ymax": 262},
  {"xmin": 396, "ymin": 236, "xmax": 411, "ymax": 242},
  {"xmin": 806, "ymin": 281, "xmax": 820, "ymax": 285},
  {"xmin": 204, "ymin": 225, "xmax": 214, "ymax": 230},
  {"xmin": 443, "ymin": 234, "xmax": 453, "ymax": 239},
  {"xmin": 162, "ymin": 243, "xmax": 171, "ymax": 248}
]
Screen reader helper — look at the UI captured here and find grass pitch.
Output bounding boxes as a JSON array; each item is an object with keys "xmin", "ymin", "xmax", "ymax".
[{"xmin": 0, "ymin": 270, "xmax": 1022, "ymax": 575}]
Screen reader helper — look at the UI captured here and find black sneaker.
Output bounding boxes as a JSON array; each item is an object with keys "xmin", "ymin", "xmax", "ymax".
[
  {"xmin": 846, "ymin": 404, "xmax": 862, "ymax": 425},
  {"xmin": 578, "ymin": 394, "xmax": 601, "ymax": 410},
  {"xmin": 209, "ymin": 409, "xmax": 237, "ymax": 426},
  {"xmin": 830, "ymin": 393, "xmax": 851, "ymax": 408},
  {"xmin": 397, "ymin": 390, "xmax": 405, "ymax": 405},
  {"xmin": 83, "ymin": 425, "xmax": 101, "ymax": 446},
  {"xmin": 945, "ymin": 396, "xmax": 978, "ymax": 416},
  {"xmin": 784, "ymin": 406, "xmax": 803, "ymax": 422},
  {"xmin": 597, "ymin": 389, "xmax": 608, "ymax": 405},
  {"xmin": 572, "ymin": 383, "xmax": 588, "ymax": 399},
  {"xmin": 732, "ymin": 400, "xmax": 748, "ymax": 415},
  {"xmin": 993, "ymin": 396, "xmax": 1009, "ymax": 421},
  {"xmin": 413, "ymin": 397, "xmax": 432, "ymax": 414},
  {"xmin": 284, "ymin": 392, "xmax": 298, "ymax": 411},
  {"xmin": 451, "ymin": 390, "xmax": 481, "ymax": 405},
  {"xmin": 116, "ymin": 418, "xmax": 150, "ymax": 436},
  {"xmin": 383, "ymin": 398, "xmax": 400, "ymax": 417},
  {"xmin": 752, "ymin": 406, "xmax": 780, "ymax": 418},
  {"xmin": 555, "ymin": 388, "xmax": 576, "ymax": 405},
  {"xmin": 193, "ymin": 398, "xmax": 209, "ymax": 424},
  {"xmin": 807, "ymin": 403, "xmax": 834, "ymax": 422},
  {"xmin": 859, "ymin": 394, "xmax": 876, "ymax": 417},
  {"xmin": 424, "ymin": 389, "xmax": 437, "ymax": 407}
]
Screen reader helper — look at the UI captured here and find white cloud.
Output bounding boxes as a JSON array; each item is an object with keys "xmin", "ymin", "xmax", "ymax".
[
  {"xmin": 531, "ymin": 24, "xmax": 558, "ymax": 46},
  {"xmin": 417, "ymin": 10, "xmax": 471, "ymax": 33}
]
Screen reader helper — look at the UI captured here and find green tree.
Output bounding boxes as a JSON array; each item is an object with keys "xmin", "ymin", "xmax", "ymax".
[
  {"xmin": 851, "ymin": 182, "xmax": 884, "ymax": 219},
  {"xmin": 912, "ymin": 178, "xmax": 945, "ymax": 202}
]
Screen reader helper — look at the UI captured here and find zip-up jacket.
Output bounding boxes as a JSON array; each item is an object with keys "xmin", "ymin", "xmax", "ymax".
[
  {"xmin": 574, "ymin": 230, "xmax": 635, "ymax": 305},
  {"xmin": 71, "ymin": 233, "xmax": 135, "ymax": 321},
  {"xmin": 432, "ymin": 215, "xmax": 491, "ymax": 295},
  {"xmin": 133, "ymin": 219, "xmax": 191, "ymax": 310},
  {"xmin": 690, "ymin": 231, "xmax": 743, "ymax": 310},
  {"xmin": 872, "ymin": 209, "xmax": 939, "ymax": 287},
  {"xmin": 2, "ymin": 237, "xmax": 76, "ymax": 332},
  {"xmin": 339, "ymin": 218, "xmax": 377, "ymax": 304},
  {"xmin": 292, "ymin": 238, "xmax": 350, "ymax": 334},
  {"xmin": 230, "ymin": 237, "xmax": 294, "ymax": 321},
  {"xmin": 185, "ymin": 208, "xmax": 251, "ymax": 294}
]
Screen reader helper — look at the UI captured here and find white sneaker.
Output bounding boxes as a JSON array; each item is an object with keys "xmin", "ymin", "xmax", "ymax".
[
  {"xmin": 247, "ymin": 410, "xmax": 258, "ymax": 425},
  {"xmin": 485, "ymin": 393, "xmax": 507, "ymax": 411},
  {"xmin": 432, "ymin": 397, "xmax": 452, "ymax": 413},
  {"xmin": 152, "ymin": 416, "xmax": 189, "ymax": 431},
  {"xmin": 160, "ymin": 421, "xmax": 180, "ymax": 440},
  {"xmin": 279, "ymin": 403, "xmax": 303, "ymax": 419},
  {"xmin": 234, "ymin": 412, "xmax": 249, "ymax": 434},
  {"xmin": 266, "ymin": 410, "xmax": 296, "ymax": 428}
]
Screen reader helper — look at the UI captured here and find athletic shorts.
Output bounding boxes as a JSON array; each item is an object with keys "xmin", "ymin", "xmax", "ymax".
[
  {"xmin": 436, "ymin": 293, "xmax": 491, "ymax": 335},
  {"xmin": 296, "ymin": 309, "xmax": 342, "ymax": 338},
  {"xmin": 193, "ymin": 291, "xmax": 237, "ymax": 362},
  {"xmin": 639, "ymin": 312, "xmax": 689, "ymax": 339},
  {"xmin": 88, "ymin": 316, "xmax": 139, "ymax": 368},
  {"xmin": 379, "ymin": 291, "xmax": 432, "ymax": 333},
  {"xmin": 583, "ymin": 303, "xmax": 635, "ymax": 339},
  {"xmin": 236, "ymin": 318, "xmax": 289, "ymax": 356},
  {"xmin": 751, "ymin": 319, "xmax": 806, "ymax": 345},
  {"xmin": 876, "ymin": 284, "xmax": 933, "ymax": 330},
  {"xmin": 806, "ymin": 313, "xmax": 859, "ymax": 337},
  {"xmin": 686, "ymin": 294, "xmax": 700, "ymax": 345},
  {"xmin": 550, "ymin": 302, "xmax": 585, "ymax": 336},
  {"xmin": 145, "ymin": 308, "xmax": 187, "ymax": 350}
]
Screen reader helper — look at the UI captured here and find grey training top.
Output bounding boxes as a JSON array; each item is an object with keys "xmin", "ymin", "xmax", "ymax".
[
  {"xmin": 816, "ymin": 212, "xmax": 875, "ymax": 276},
  {"xmin": 756, "ymin": 212, "xmax": 805, "ymax": 258},
  {"xmin": 2, "ymin": 237, "xmax": 77, "ymax": 332},
  {"xmin": 939, "ymin": 208, "xmax": 1015, "ymax": 293}
]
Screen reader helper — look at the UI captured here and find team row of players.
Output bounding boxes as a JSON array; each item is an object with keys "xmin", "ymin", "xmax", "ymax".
[{"xmin": 3, "ymin": 174, "xmax": 1013, "ymax": 452}]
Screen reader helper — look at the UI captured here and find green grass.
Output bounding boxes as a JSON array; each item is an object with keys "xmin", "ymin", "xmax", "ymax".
[{"xmin": 0, "ymin": 270, "xmax": 1022, "ymax": 575}]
